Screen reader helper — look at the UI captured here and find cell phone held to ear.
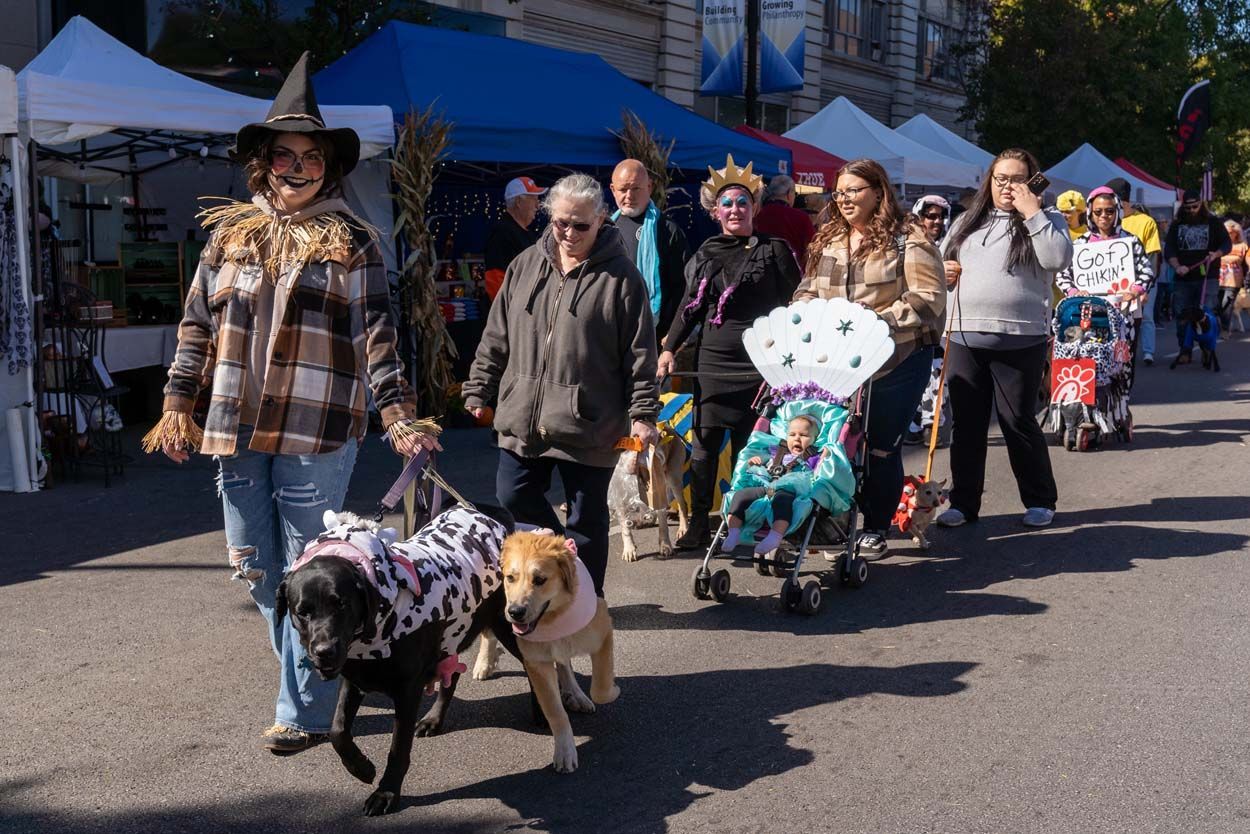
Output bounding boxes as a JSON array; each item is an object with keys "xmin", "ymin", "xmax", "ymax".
[{"xmin": 1026, "ymin": 172, "xmax": 1051, "ymax": 196}]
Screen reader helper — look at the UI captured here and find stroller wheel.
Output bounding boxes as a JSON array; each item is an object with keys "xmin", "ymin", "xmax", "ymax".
[
  {"xmin": 690, "ymin": 566, "xmax": 711, "ymax": 600},
  {"xmin": 769, "ymin": 550, "xmax": 788, "ymax": 578},
  {"xmin": 708, "ymin": 569, "xmax": 731, "ymax": 603},
  {"xmin": 1121, "ymin": 411, "xmax": 1134, "ymax": 442},
  {"xmin": 798, "ymin": 580, "xmax": 822, "ymax": 615},
  {"xmin": 1077, "ymin": 427, "xmax": 1092, "ymax": 452},
  {"xmin": 779, "ymin": 577, "xmax": 801, "ymax": 611},
  {"xmin": 842, "ymin": 555, "xmax": 869, "ymax": 588},
  {"xmin": 754, "ymin": 554, "xmax": 771, "ymax": 576}
]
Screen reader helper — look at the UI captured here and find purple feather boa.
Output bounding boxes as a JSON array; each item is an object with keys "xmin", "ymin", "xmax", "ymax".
[{"xmin": 769, "ymin": 382, "xmax": 849, "ymax": 406}]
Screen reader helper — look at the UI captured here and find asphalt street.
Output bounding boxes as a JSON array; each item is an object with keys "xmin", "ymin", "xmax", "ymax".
[{"xmin": 3, "ymin": 331, "xmax": 1249, "ymax": 834}]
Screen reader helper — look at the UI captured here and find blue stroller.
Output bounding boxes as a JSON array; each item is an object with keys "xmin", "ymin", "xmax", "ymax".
[
  {"xmin": 1041, "ymin": 296, "xmax": 1133, "ymax": 451},
  {"xmin": 690, "ymin": 298, "xmax": 897, "ymax": 615}
]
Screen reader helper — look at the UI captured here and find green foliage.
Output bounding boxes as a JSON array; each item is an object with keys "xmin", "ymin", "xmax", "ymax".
[{"xmin": 961, "ymin": 0, "xmax": 1250, "ymax": 212}]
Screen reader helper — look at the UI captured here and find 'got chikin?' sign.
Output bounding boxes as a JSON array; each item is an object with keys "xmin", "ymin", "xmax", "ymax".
[{"xmin": 1070, "ymin": 238, "xmax": 1137, "ymax": 295}]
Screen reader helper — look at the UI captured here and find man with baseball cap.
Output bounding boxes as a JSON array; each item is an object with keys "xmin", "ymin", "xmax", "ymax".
[{"xmin": 485, "ymin": 176, "xmax": 547, "ymax": 299}]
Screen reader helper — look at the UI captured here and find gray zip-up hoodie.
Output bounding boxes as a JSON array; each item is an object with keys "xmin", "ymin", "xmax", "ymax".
[
  {"xmin": 943, "ymin": 207, "xmax": 1073, "ymax": 335},
  {"xmin": 463, "ymin": 224, "xmax": 659, "ymax": 469}
]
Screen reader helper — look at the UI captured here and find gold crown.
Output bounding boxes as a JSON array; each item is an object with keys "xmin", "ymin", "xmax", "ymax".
[{"xmin": 704, "ymin": 153, "xmax": 763, "ymax": 197}]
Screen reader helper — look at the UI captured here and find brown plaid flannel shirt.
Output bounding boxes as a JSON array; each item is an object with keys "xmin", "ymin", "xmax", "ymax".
[
  {"xmin": 162, "ymin": 220, "xmax": 415, "ymax": 457},
  {"xmin": 793, "ymin": 227, "xmax": 947, "ymax": 373}
]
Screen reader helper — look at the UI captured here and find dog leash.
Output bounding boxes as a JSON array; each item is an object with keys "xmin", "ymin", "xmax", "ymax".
[
  {"xmin": 374, "ymin": 449, "xmax": 472, "ymax": 524},
  {"xmin": 923, "ymin": 330, "xmax": 952, "ymax": 483}
]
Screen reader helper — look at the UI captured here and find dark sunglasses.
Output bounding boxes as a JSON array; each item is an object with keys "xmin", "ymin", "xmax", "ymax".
[
  {"xmin": 1090, "ymin": 208, "xmax": 1117, "ymax": 217},
  {"xmin": 553, "ymin": 217, "xmax": 593, "ymax": 233},
  {"xmin": 719, "ymin": 195, "xmax": 752, "ymax": 209},
  {"xmin": 270, "ymin": 147, "xmax": 326, "ymax": 175},
  {"xmin": 921, "ymin": 212, "xmax": 945, "ymax": 221}
]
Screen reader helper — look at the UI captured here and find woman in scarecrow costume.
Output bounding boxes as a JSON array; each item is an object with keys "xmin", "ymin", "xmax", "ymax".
[
  {"xmin": 657, "ymin": 155, "xmax": 803, "ymax": 549},
  {"xmin": 144, "ymin": 53, "xmax": 435, "ymax": 755}
]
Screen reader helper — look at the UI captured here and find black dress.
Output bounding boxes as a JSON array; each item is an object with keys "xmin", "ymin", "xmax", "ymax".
[{"xmin": 664, "ymin": 233, "xmax": 802, "ymax": 429}]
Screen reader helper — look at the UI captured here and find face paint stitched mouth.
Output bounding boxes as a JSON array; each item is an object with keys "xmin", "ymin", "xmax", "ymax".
[{"xmin": 279, "ymin": 175, "xmax": 318, "ymax": 189}]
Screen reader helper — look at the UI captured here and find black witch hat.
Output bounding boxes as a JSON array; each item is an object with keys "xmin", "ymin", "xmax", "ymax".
[{"xmin": 231, "ymin": 51, "xmax": 360, "ymax": 176}]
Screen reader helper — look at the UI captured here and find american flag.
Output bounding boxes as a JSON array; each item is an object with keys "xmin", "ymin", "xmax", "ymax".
[{"xmin": 1201, "ymin": 160, "xmax": 1214, "ymax": 202}]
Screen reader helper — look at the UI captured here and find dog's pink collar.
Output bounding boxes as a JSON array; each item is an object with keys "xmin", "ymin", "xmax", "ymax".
[{"xmin": 519, "ymin": 558, "xmax": 597, "ymax": 643}]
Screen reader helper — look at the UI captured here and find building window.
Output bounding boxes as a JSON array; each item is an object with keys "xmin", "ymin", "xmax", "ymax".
[
  {"xmin": 826, "ymin": 0, "xmax": 887, "ymax": 63},
  {"xmin": 916, "ymin": 0, "xmax": 965, "ymax": 84},
  {"xmin": 695, "ymin": 96, "xmax": 791, "ymax": 135}
]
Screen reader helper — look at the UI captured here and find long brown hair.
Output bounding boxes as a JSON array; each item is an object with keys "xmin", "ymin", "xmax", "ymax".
[
  {"xmin": 244, "ymin": 132, "xmax": 340, "ymax": 198},
  {"xmin": 944, "ymin": 148, "xmax": 1042, "ymax": 270},
  {"xmin": 805, "ymin": 158, "xmax": 907, "ymax": 271}
]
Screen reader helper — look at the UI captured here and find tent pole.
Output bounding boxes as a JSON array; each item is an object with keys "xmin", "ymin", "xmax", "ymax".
[{"xmin": 27, "ymin": 139, "xmax": 45, "ymax": 489}]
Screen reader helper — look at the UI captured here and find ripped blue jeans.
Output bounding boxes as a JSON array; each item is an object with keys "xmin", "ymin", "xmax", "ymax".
[{"xmin": 216, "ymin": 427, "xmax": 358, "ymax": 733}]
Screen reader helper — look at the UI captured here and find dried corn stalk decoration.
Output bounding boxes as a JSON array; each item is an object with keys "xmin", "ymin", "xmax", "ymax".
[
  {"xmin": 612, "ymin": 109, "xmax": 677, "ymax": 210},
  {"xmin": 392, "ymin": 106, "xmax": 456, "ymax": 417}
]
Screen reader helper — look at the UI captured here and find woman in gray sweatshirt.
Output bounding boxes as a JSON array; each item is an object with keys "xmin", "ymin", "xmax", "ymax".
[{"xmin": 938, "ymin": 148, "xmax": 1073, "ymax": 529}]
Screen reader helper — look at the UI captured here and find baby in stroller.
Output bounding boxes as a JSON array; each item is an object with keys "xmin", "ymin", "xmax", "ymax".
[{"xmin": 721, "ymin": 414, "xmax": 831, "ymax": 554}]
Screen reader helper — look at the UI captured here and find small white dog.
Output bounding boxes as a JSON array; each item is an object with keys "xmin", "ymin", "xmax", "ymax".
[{"xmin": 611, "ymin": 431, "xmax": 689, "ymax": 562}]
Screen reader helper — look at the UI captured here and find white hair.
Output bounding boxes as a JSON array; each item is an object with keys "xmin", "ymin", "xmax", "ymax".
[
  {"xmin": 543, "ymin": 173, "xmax": 606, "ymax": 217},
  {"xmin": 767, "ymin": 175, "xmax": 795, "ymax": 200}
]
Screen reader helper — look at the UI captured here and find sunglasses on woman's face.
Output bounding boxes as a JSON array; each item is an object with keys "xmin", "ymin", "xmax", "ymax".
[
  {"xmin": 719, "ymin": 195, "xmax": 752, "ymax": 209},
  {"xmin": 1090, "ymin": 208, "xmax": 1117, "ymax": 217},
  {"xmin": 922, "ymin": 212, "xmax": 945, "ymax": 222},
  {"xmin": 553, "ymin": 217, "xmax": 593, "ymax": 233},
  {"xmin": 270, "ymin": 147, "xmax": 326, "ymax": 176}
]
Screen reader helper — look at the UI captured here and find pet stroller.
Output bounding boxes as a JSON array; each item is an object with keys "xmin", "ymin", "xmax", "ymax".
[
  {"xmin": 1041, "ymin": 296, "xmax": 1133, "ymax": 452},
  {"xmin": 690, "ymin": 297, "xmax": 896, "ymax": 615}
]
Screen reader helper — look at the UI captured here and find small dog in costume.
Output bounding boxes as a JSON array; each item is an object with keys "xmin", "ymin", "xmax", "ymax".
[
  {"xmin": 1172, "ymin": 307, "xmax": 1220, "ymax": 372},
  {"xmin": 893, "ymin": 476, "xmax": 948, "ymax": 550}
]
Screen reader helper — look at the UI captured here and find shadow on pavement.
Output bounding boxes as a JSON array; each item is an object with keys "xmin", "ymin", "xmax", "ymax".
[{"xmin": 1, "ymin": 661, "xmax": 975, "ymax": 834}]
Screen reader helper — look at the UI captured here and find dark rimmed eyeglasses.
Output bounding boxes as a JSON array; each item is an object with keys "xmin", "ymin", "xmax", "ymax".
[
  {"xmin": 991, "ymin": 174, "xmax": 1029, "ymax": 187},
  {"xmin": 270, "ymin": 147, "xmax": 326, "ymax": 175},
  {"xmin": 832, "ymin": 186, "xmax": 873, "ymax": 201},
  {"xmin": 553, "ymin": 217, "xmax": 593, "ymax": 233}
]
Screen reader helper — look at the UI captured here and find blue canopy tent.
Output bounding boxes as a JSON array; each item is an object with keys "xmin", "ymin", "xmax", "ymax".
[{"xmin": 314, "ymin": 21, "xmax": 789, "ymax": 176}]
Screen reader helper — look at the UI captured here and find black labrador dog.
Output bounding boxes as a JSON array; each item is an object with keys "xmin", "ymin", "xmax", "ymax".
[
  {"xmin": 277, "ymin": 505, "xmax": 526, "ymax": 816},
  {"xmin": 1171, "ymin": 307, "xmax": 1220, "ymax": 371}
]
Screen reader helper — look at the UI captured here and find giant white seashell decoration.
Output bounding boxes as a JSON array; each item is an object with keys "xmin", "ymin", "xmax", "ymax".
[{"xmin": 741, "ymin": 298, "xmax": 894, "ymax": 398}]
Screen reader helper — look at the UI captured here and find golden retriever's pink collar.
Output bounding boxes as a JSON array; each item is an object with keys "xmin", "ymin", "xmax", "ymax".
[{"xmin": 519, "ymin": 557, "xmax": 597, "ymax": 642}]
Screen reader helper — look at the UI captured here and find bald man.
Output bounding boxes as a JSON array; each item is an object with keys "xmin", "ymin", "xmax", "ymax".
[{"xmin": 609, "ymin": 159, "xmax": 689, "ymax": 341}]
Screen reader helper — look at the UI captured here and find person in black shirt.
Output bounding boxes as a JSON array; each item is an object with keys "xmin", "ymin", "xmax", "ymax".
[
  {"xmin": 609, "ymin": 159, "xmax": 689, "ymax": 342},
  {"xmin": 1164, "ymin": 189, "xmax": 1231, "ymax": 350},
  {"xmin": 485, "ymin": 176, "xmax": 546, "ymax": 299}
]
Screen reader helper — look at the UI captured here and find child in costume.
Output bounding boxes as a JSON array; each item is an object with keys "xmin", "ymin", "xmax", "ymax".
[{"xmin": 721, "ymin": 414, "xmax": 829, "ymax": 554}]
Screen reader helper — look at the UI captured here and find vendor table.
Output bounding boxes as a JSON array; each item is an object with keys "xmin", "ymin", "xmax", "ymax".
[{"xmin": 100, "ymin": 324, "xmax": 179, "ymax": 372}]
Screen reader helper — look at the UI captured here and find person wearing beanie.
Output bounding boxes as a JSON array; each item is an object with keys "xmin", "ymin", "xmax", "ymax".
[
  {"xmin": 1163, "ymin": 189, "xmax": 1231, "ymax": 355},
  {"xmin": 1106, "ymin": 177, "xmax": 1163, "ymax": 363}
]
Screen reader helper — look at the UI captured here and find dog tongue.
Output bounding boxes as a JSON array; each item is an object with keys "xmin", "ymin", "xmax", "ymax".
[{"xmin": 512, "ymin": 622, "xmax": 535, "ymax": 636}]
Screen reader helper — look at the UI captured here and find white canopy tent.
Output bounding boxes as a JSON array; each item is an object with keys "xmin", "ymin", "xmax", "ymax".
[
  {"xmin": 785, "ymin": 97, "xmax": 981, "ymax": 189},
  {"xmin": 895, "ymin": 113, "xmax": 993, "ymax": 169},
  {"xmin": 1046, "ymin": 143, "xmax": 1176, "ymax": 210},
  {"xmin": 0, "ymin": 65, "xmax": 40, "ymax": 492}
]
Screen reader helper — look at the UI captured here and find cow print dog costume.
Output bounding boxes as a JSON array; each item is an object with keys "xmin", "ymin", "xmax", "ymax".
[{"xmin": 279, "ymin": 505, "xmax": 525, "ymax": 816}]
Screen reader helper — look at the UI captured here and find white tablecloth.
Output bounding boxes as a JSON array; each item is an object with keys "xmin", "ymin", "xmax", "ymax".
[{"xmin": 101, "ymin": 325, "xmax": 179, "ymax": 372}]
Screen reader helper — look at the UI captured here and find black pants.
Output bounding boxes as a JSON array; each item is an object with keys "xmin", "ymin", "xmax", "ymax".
[
  {"xmin": 689, "ymin": 415, "xmax": 755, "ymax": 518},
  {"xmin": 946, "ymin": 340, "xmax": 1058, "ymax": 518},
  {"xmin": 495, "ymin": 449, "xmax": 614, "ymax": 597},
  {"xmin": 727, "ymin": 487, "xmax": 796, "ymax": 525}
]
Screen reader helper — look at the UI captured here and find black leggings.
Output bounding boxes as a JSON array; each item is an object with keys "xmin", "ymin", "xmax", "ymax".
[
  {"xmin": 689, "ymin": 416, "xmax": 755, "ymax": 517},
  {"xmin": 727, "ymin": 487, "xmax": 795, "ymax": 524}
]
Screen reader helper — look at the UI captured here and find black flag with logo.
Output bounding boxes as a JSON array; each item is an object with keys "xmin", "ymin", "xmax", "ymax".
[{"xmin": 1176, "ymin": 79, "xmax": 1211, "ymax": 165}]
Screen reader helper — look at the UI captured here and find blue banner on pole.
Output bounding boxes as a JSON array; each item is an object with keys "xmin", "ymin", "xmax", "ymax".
[
  {"xmin": 760, "ymin": 0, "xmax": 806, "ymax": 93},
  {"xmin": 700, "ymin": 1, "xmax": 746, "ymax": 96}
]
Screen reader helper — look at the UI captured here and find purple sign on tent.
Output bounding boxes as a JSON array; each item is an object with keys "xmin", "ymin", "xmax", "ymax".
[{"xmin": 700, "ymin": 1, "xmax": 746, "ymax": 96}]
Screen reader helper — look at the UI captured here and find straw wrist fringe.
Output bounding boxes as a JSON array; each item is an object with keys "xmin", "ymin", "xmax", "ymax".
[
  {"xmin": 388, "ymin": 417, "xmax": 442, "ymax": 448},
  {"xmin": 141, "ymin": 411, "xmax": 204, "ymax": 455},
  {"xmin": 197, "ymin": 198, "xmax": 379, "ymax": 274}
]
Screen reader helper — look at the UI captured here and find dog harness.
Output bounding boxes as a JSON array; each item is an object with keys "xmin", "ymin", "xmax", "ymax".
[{"xmin": 294, "ymin": 507, "xmax": 507, "ymax": 670}]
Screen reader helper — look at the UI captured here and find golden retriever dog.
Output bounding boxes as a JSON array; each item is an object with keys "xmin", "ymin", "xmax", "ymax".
[
  {"xmin": 484, "ymin": 530, "xmax": 618, "ymax": 773},
  {"xmin": 616, "ymin": 430, "xmax": 689, "ymax": 562}
]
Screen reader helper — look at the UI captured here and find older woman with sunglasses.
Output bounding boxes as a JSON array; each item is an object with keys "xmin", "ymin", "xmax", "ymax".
[
  {"xmin": 793, "ymin": 159, "xmax": 946, "ymax": 560},
  {"xmin": 464, "ymin": 173, "xmax": 660, "ymax": 597},
  {"xmin": 657, "ymin": 155, "xmax": 802, "ymax": 549},
  {"xmin": 145, "ymin": 55, "xmax": 432, "ymax": 755}
]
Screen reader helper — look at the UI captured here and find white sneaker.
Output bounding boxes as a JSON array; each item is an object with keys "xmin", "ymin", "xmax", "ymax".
[
  {"xmin": 1022, "ymin": 507, "xmax": 1055, "ymax": 527},
  {"xmin": 1143, "ymin": 353, "xmax": 1154, "ymax": 366},
  {"xmin": 936, "ymin": 508, "xmax": 967, "ymax": 527}
]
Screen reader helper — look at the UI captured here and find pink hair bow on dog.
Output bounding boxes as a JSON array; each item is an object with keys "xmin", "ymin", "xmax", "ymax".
[{"xmin": 529, "ymin": 528, "xmax": 578, "ymax": 557}]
